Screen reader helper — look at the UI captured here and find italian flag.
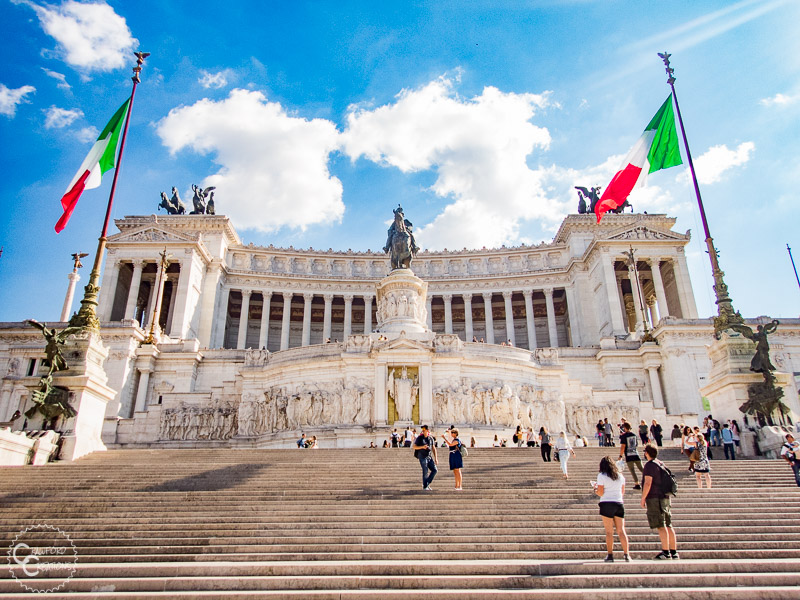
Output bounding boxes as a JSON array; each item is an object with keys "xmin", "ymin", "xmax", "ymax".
[
  {"xmin": 595, "ymin": 95, "xmax": 683, "ymax": 223},
  {"xmin": 55, "ymin": 99, "xmax": 130, "ymax": 233}
]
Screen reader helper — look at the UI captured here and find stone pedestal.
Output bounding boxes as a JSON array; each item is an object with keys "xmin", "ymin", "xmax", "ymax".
[
  {"xmin": 375, "ymin": 269, "xmax": 429, "ymax": 335},
  {"xmin": 700, "ymin": 332, "xmax": 796, "ymax": 456},
  {"xmin": 54, "ymin": 332, "xmax": 115, "ymax": 461}
]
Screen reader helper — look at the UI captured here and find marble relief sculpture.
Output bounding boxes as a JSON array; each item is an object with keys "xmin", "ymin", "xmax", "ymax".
[
  {"xmin": 430, "ymin": 378, "xmax": 634, "ymax": 437},
  {"xmin": 233, "ymin": 379, "xmax": 375, "ymax": 437},
  {"xmin": 159, "ymin": 401, "xmax": 238, "ymax": 441}
]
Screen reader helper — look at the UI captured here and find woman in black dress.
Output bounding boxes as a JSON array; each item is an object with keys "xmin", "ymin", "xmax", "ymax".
[{"xmin": 442, "ymin": 428, "xmax": 464, "ymax": 490}]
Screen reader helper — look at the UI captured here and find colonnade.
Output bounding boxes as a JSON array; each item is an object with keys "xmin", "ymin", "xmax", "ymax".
[
  {"xmin": 220, "ymin": 287, "xmax": 574, "ymax": 350},
  {"xmin": 219, "ymin": 290, "xmax": 375, "ymax": 351},
  {"xmin": 101, "ymin": 259, "xmax": 190, "ymax": 338},
  {"xmin": 605, "ymin": 255, "xmax": 696, "ymax": 335}
]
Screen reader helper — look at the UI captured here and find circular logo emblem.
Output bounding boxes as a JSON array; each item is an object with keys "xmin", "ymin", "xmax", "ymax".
[{"xmin": 7, "ymin": 524, "xmax": 77, "ymax": 593}]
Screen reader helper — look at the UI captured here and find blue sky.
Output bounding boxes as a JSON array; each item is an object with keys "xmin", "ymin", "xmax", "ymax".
[{"xmin": 1, "ymin": 0, "xmax": 799, "ymax": 323}]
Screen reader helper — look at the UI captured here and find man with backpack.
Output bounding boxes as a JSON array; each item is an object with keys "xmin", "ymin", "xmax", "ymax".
[
  {"xmin": 641, "ymin": 443, "xmax": 679, "ymax": 560},
  {"xmin": 412, "ymin": 425, "xmax": 438, "ymax": 491},
  {"xmin": 619, "ymin": 422, "xmax": 644, "ymax": 490}
]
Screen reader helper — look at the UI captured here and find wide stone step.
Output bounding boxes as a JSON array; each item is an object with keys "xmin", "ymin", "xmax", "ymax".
[
  {"xmin": 4, "ymin": 571, "xmax": 800, "ymax": 593},
  {"xmin": 3, "ymin": 586, "xmax": 800, "ymax": 599}
]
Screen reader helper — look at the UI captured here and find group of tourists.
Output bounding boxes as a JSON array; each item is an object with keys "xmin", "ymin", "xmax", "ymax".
[{"xmin": 596, "ymin": 418, "xmax": 665, "ymax": 447}]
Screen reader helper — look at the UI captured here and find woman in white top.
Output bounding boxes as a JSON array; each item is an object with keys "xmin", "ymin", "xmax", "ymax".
[
  {"xmin": 592, "ymin": 456, "xmax": 630, "ymax": 562},
  {"xmin": 555, "ymin": 431, "xmax": 577, "ymax": 479}
]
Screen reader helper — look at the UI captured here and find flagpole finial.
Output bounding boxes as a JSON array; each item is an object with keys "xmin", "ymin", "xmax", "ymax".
[
  {"xmin": 132, "ymin": 51, "xmax": 150, "ymax": 84},
  {"xmin": 658, "ymin": 52, "xmax": 676, "ymax": 85}
]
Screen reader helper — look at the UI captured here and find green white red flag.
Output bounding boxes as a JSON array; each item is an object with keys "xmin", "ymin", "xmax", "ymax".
[
  {"xmin": 55, "ymin": 99, "xmax": 130, "ymax": 233},
  {"xmin": 595, "ymin": 96, "xmax": 683, "ymax": 222}
]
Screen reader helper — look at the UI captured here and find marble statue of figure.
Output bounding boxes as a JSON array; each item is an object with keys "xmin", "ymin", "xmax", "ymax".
[
  {"xmin": 26, "ymin": 320, "xmax": 83, "ymax": 376},
  {"xmin": 388, "ymin": 366, "xmax": 417, "ymax": 421},
  {"xmin": 383, "ymin": 205, "xmax": 420, "ymax": 270},
  {"xmin": 731, "ymin": 319, "xmax": 779, "ymax": 374}
]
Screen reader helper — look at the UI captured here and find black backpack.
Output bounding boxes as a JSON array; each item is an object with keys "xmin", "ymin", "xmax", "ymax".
[{"xmin": 656, "ymin": 460, "xmax": 678, "ymax": 497}]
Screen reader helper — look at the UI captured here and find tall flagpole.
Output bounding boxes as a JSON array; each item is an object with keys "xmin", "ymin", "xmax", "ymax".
[
  {"xmin": 789, "ymin": 244, "xmax": 800, "ymax": 293},
  {"xmin": 70, "ymin": 51, "xmax": 149, "ymax": 330},
  {"xmin": 658, "ymin": 52, "xmax": 744, "ymax": 336}
]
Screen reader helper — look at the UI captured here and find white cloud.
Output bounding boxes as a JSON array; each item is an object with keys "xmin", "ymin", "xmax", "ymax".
[
  {"xmin": 0, "ymin": 83, "xmax": 36, "ymax": 117},
  {"xmin": 686, "ymin": 142, "xmax": 755, "ymax": 185},
  {"xmin": 43, "ymin": 105, "xmax": 82, "ymax": 128},
  {"xmin": 156, "ymin": 88, "xmax": 343, "ymax": 233},
  {"xmin": 75, "ymin": 126, "xmax": 98, "ymax": 142},
  {"xmin": 760, "ymin": 92, "xmax": 800, "ymax": 107},
  {"xmin": 340, "ymin": 75, "xmax": 553, "ymax": 250},
  {"xmin": 42, "ymin": 67, "xmax": 71, "ymax": 90},
  {"xmin": 198, "ymin": 69, "xmax": 233, "ymax": 89},
  {"xmin": 26, "ymin": 1, "xmax": 137, "ymax": 73}
]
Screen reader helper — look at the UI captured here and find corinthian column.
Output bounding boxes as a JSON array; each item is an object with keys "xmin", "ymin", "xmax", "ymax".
[
  {"xmin": 237, "ymin": 290, "xmax": 252, "ymax": 349},
  {"xmin": 322, "ymin": 294, "xmax": 333, "ymax": 340},
  {"xmin": 502, "ymin": 291, "xmax": 515, "ymax": 346},
  {"xmin": 523, "ymin": 290, "xmax": 537, "ymax": 349},
  {"xmin": 124, "ymin": 260, "xmax": 144, "ymax": 321},
  {"xmin": 301, "ymin": 293, "xmax": 313, "ymax": 346},
  {"xmin": 602, "ymin": 253, "xmax": 626, "ymax": 335},
  {"xmin": 280, "ymin": 292, "xmax": 292, "ymax": 350},
  {"xmin": 259, "ymin": 291, "xmax": 272, "ymax": 349},
  {"xmin": 363, "ymin": 295, "xmax": 373, "ymax": 333},
  {"xmin": 648, "ymin": 258, "xmax": 669, "ymax": 321},
  {"xmin": 543, "ymin": 288, "xmax": 558, "ymax": 347},
  {"xmin": 463, "ymin": 293, "xmax": 473, "ymax": 341},
  {"xmin": 343, "ymin": 295, "xmax": 353, "ymax": 338},
  {"xmin": 482, "ymin": 293, "xmax": 495, "ymax": 344},
  {"xmin": 443, "ymin": 294, "xmax": 453, "ymax": 334}
]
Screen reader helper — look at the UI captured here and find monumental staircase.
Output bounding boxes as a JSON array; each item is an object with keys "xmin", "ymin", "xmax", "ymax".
[{"xmin": 1, "ymin": 445, "xmax": 799, "ymax": 598}]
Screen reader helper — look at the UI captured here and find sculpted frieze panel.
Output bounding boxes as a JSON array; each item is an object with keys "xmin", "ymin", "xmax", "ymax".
[
  {"xmin": 237, "ymin": 379, "xmax": 374, "ymax": 436},
  {"xmin": 377, "ymin": 289, "xmax": 425, "ymax": 323},
  {"xmin": 159, "ymin": 401, "xmax": 238, "ymax": 441}
]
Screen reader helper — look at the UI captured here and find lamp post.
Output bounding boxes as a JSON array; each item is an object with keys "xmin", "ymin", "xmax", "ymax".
[
  {"xmin": 143, "ymin": 248, "xmax": 171, "ymax": 345},
  {"xmin": 658, "ymin": 52, "xmax": 744, "ymax": 337},
  {"xmin": 622, "ymin": 246, "xmax": 653, "ymax": 341}
]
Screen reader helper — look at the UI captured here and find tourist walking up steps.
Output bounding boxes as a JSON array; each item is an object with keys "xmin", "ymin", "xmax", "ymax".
[
  {"xmin": 619, "ymin": 422, "xmax": 644, "ymax": 490},
  {"xmin": 638, "ymin": 420, "xmax": 650, "ymax": 444},
  {"xmin": 781, "ymin": 433, "xmax": 800, "ymax": 488},
  {"xmin": 641, "ymin": 444, "xmax": 679, "ymax": 560},
  {"xmin": 592, "ymin": 456, "xmax": 631, "ymax": 562},
  {"xmin": 539, "ymin": 427, "xmax": 552, "ymax": 462},
  {"xmin": 413, "ymin": 425, "xmax": 438, "ymax": 490},
  {"xmin": 514, "ymin": 425, "xmax": 524, "ymax": 447},
  {"xmin": 671, "ymin": 424, "xmax": 682, "ymax": 447},
  {"xmin": 403, "ymin": 426, "xmax": 413, "ymax": 448},
  {"xmin": 650, "ymin": 419, "xmax": 663, "ymax": 447},
  {"xmin": 682, "ymin": 426, "xmax": 697, "ymax": 471},
  {"xmin": 721, "ymin": 423, "xmax": 736, "ymax": 460},
  {"xmin": 555, "ymin": 431, "xmax": 576, "ymax": 479},
  {"xmin": 526, "ymin": 427, "xmax": 536, "ymax": 447},
  {"xmin": 693, "ymin": 433, "xmax": 712, "ymax": 488},
  {"xmin": 441, "ymin": 428, "xmax": 464, "ymax": 490}
]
